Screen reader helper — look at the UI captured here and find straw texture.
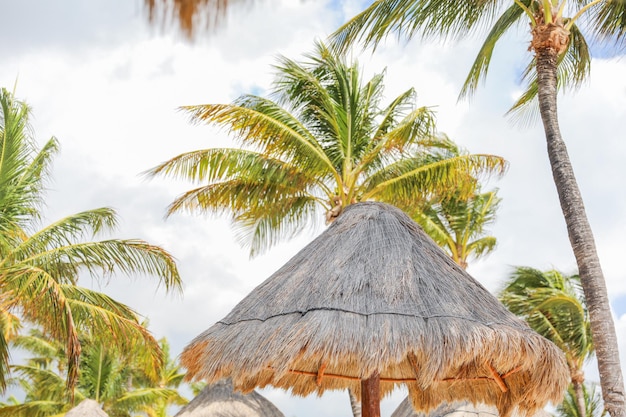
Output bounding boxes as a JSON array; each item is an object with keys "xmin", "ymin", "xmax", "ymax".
[
  {"xmin": 182, "ymin": 202, "xmax": 569, "ymax": 417},
  {"xmin": 65, "ymin": 399, "xmax": 109, "ymax": 417},
  {"xmin": 174, "ymin": 379, "xmax": 284, "ymax": 417}
]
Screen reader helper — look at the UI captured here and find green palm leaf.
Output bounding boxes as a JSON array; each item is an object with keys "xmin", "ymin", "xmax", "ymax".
[
  {"xmin": 149, "ymin": 42, "xmax": 506, "ymax": 255},
  {"xmin": 460, "ymin": 1, "xmax": 528, "ymax": 99},
  {"xmin": 0, "ymin": 90, "xmax": 182, "ymax": 395}
]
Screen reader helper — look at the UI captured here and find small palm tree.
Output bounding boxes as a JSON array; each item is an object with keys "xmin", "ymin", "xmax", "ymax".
[
  {"xmin": 410, "ymin": 186, "xmax": 500, "ymax": 270},
  {"xmin": 499, "ymin": 267, "xmax": 593, "ymax": 417},
  {"xmin": 0, "ymin": 88, "xmax": 182, "ymax": 393},
  {"xmin": 146, "ymin": 42, "xmax": 507, "ymax": 256},
  {"xmin": 1, "ymin": 330, "xmax": 186, "ymax": 417},
  {"xmin": 133, "ymin": 338, "xmax": 188, "ymax": 417},
  {"xmin": 559, "ymin": 383, "xmax": 606, "ymax": 417}
]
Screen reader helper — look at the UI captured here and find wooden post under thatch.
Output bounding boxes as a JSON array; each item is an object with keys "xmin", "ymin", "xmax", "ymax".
[{"xmin": 362, "ymin": 371, "xmax": 381, "ymax": 417}]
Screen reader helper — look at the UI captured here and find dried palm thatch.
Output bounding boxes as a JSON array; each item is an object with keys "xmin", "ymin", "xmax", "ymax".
[
  {"xmin": 182, "ymin": 202, "xmax": 569, "ymax": 417},
  {"xmin": 65, "ymin": 399, "xmax": 109, "ymax": 417},
  {"xmin": 175, "ymin": 379, "xmax": 284, "ymax": 417}
]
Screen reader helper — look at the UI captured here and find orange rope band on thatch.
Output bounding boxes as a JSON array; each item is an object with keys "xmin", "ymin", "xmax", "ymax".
[
  {"xmin": 267, "ymin": 366, "xmax": 523, "ymax": 385},
  {"xmin": 487, "ymin": 364, "xmax": 508, "ymax": 393},
  {"xmin": 316, "ymin": 363, "xmax": 327, "ymax": 386},
  {"xmin": 502, "ymin": 366, "xmax": 523, "ymax": 379}
]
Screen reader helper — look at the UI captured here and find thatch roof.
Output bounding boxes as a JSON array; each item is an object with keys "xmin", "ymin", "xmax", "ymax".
[
  {"xmin": 65, "ymin": 399, "xmax": 109, "ymax": 417},
  {"xmin": 175, "ymin": 379, "xmax": 284, "ymax": 417},
  {"xmin": 182, "ymin": 202, "xmax": 569, "ymax": 417},
  {"xmin": 390, "ymin": 399, "xmax": 553, "ymax": 417}
]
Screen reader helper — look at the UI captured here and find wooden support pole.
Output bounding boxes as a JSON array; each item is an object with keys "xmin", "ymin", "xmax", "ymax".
[{"xmin": 361, "ymin": 371, "xmax": 381, "ymax": 417}]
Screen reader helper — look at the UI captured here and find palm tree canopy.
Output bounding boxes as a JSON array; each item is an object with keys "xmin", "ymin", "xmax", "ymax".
[
  {"xmin": 2, "ymin": 330, "xmax": 187, "ymax": 417},
  {"xmin": 0, "ymin": 88, "xmax": 183, "ymax": 392},
  {"xmin": 409, "ymin": 187, "xmax": 500, "ymax": 269},
  {"xmin": 146, "ymin": 42, "xmax": 507, "ymax": 256},
  {"xmin": 499, "ymin": 267, "xmax": 593, "ymax": 374},
  {"xmin": 331, "ymin": 1, "xmax": 626, "ymax": 114}
]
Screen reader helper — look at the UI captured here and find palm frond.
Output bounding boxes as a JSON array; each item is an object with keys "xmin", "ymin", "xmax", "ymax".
[
  {"xmin": 182, "ymin": 97, "xmax": 335, "ymax": 175},
  {"xmin": 8, "ymin": 236, "xmax": 181, "ymax": 292},
  {"xmin": 232, "ymin": 194, "xmax": 320, "ymax": 257},
  {"xmin": 499, "ymin": 267, "xmax": 593, "ymax": 363},
  {"xmin": 466, "ymin": 236, "xmax": 497, "ymax": 258},
  {"xmin": 0, "ymin": 314, "xmax": 10, "ymax": 390},
  {"xmin": 362, "ymin": 153, "xmax": 506, "ymax": 205},
  {"xmin": 5, "ymin": 208, "xmax": 118, "ymax": 269},
  {"xmin": 586, "ymin": 0, "xmax": 626, "ymax": 49},
  {"xmin": 331, "ymin": 0, "xmax": 505, "ymax": 53},
  {"xmin": 411, "ymin": 207, "xmax": 454, "ymax": 250},
  {"xmin": 557, "ymin": 383, "xmax": 606, "ymax": 417},
  {"xmin": 0, "ymin": 399, "xmax": 66, "ymax": 417},
  {"xmin": 115, "ymin": 387, "xmax": 188, "ymax": 413},
  {"xmin": 0, "ymin": 90, "xmax": 58, "ymax": 238},
  {"xmin": 460, "ymin": 0, "xmax": 528, "ymax": 99}
]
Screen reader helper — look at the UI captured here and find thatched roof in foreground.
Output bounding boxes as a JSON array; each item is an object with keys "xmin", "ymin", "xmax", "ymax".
[
  {"xmin": 65, "ymin": 399, "xmax": 109, "ymax": 417},
  {"xmin": 391, "ymin": 399, "xmax": 553, "ymax": 417},
  {"xmin": 182, "ymin": 202, "xmax": 569, "ymax": 417},
  {"xmin": 175, "ymin": 379, "xmax": 284, "ymax": 417}
]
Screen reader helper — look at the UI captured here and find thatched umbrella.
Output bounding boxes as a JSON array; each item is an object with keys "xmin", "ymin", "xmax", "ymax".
[
  {"xmin": 174, "ymin": 379, "xmax": 284, "ymax": 417},
  {"xmin": 182, "ymin": 202, "xmax": 569, "ymax": 417},
  {"xmin": 65, "ymin": 399, "xmax": 109, "ymax": 417}
]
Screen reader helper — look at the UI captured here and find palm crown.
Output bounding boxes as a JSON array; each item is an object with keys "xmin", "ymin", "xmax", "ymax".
[
  {"xmin": 0, "ymin": 89, "xmax": 182, "ymax": 393},
  {"xmin": 331, "ymin": 1, "xmax": 626, "ymax": 116},
  {"xmin": 148, "ymin": 42, "xmax": 507, "ymax": 256}
]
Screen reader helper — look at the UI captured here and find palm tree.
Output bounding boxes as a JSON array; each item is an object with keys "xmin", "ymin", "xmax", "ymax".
[
  {"xmin": 409, "ymin": 185, "xmax": 500, "ymax": 270},
  {"xmin": 1, "ymin": 330, "xmax": 187, "ymax": 417},
  {"xmin": 499, "ymin": 267, "xmax": 593, "ymax": 417},
  {"xmin": 559, "ymin": 383, "xmax": 606, "ymax": 417},
  {"xmin": 146, "ymin": 42, "xmax": 507, "ymax": 257},
  {"xmin": 132, "ymin": 338, "xmax": 188, "ymax": 417},
  {"xmin": 0, "ymin": 88, "xmax": 183, "ymax": 394},
  {"xmin": 330, "ymin": 3, "xmax": 626, "ymax": 415}
]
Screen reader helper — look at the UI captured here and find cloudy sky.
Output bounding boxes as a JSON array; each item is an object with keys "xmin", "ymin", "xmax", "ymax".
[{"xmin": 1, "ymin": 1, "xmax": 625, "ymax": 416}]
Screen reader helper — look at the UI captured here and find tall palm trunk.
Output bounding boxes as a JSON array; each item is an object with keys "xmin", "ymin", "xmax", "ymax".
[{"xmin": 533, "ymin": 26, "xmax": 625, "ymax": 417}]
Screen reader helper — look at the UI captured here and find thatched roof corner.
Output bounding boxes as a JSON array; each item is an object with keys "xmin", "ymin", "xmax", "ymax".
[
  {"xmin": 65, "ymin": 399, "xmax": 109, "ymax": 417},
  {"xmin": 174, "ymin": 379, "xmax": 284, "ymax": 417},
  {"xmin": 182, "ymin": 202, "xmax": 569, "ymax": 417}
]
